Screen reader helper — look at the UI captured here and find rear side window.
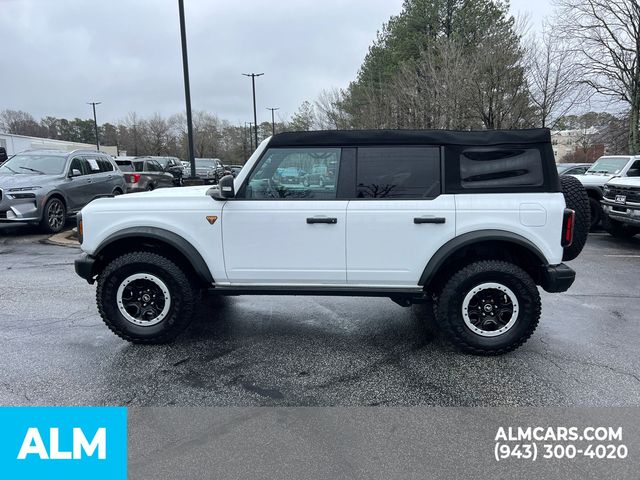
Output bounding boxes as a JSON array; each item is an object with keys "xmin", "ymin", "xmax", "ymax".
[
  {"xmin": 116, "ymin": 161, "xmax": 134, "ymax": 172},
  {"xmin": 459, "ymin": 147, "xmax": 543, "ymax": 189},
  {"xmin": 97, "ymin": 157, "xmax": 114, "ymax": 172},
  {"xmin": 356, "ymin": 147, "xmax": 440, "ymax": 199}
]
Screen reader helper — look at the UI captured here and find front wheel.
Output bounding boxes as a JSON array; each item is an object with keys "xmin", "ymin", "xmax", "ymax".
[
  {"xmin": 40, "ymin": 197, "xmax": 66, "ymax": 233},
  {"xmin": 589, "ymin": 197, "xmax": 602, "ymax": 230},
  {"xmin": 603, "ymin": 216, "xmax": 640, "ymax": 238},
  {"xmin": 96, "ymin": 251, "xmax": 196, "ymax": 343},
  {"xmin": 435, "ymin": 260, "xmax": 541, "ymax": 355}
]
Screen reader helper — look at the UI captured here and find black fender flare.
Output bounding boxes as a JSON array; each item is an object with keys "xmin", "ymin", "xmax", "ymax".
[
  {"xmin": 418, "ymin": 229, "xmax": 548, "ymax": 286},
  {"xmin": 95, "ymin": 226, "xmax": 214, "ymax": 283}
]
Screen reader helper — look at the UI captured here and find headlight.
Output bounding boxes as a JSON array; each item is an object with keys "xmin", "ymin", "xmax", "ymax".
[
  {"xmin": 8, "ymin": 186, "xmax": 41, "ymax": 191},
  {"xmin": 603, "ymin": 185, "xmax": 610, "ymax": 193}
]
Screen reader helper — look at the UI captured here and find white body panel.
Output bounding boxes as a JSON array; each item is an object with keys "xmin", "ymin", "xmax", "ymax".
[
  {"xmin": 454, "ymin": 193, "xmax": 565, "ymax": 265},
  {"xmin": 221, "ymin": 200, "xmax": 347, "ymax": 283},
  {"xmin": 346, "ymin": 197, "xmax": 456, "ymax": 285},
  {"xmin": 80, "ymin": 187, "xmax": 228, "ymax": 282}
]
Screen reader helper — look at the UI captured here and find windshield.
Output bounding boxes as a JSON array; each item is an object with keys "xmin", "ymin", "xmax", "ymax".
[
  {"xmin": 556, "ymin": 164, "xmax": 572, "ymax": 173},
  {"xmin": 586, "ymin": 157, "xmax": 629, "ymax": 175},
  {"xmin": 196, "ymin": 159, "xmax": 217, "ymax": 168},
  {"xmin": 0, "ymin": 154, "xmax": 67, "ymax": 175}
]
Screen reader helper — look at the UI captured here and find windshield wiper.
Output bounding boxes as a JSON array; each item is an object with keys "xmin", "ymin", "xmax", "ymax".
[
  {"xmin": 1, "ymin": 165, "xmax": 18, "ymax": 173},
  {"xmin": 19, "ymin": 166, "xmax": 45, "ymax": 174}
]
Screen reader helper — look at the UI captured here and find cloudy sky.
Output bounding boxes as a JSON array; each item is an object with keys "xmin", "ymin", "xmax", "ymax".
[{"xmin": 0, "ymin": 0, "xmax": 552, "ymax": 125}]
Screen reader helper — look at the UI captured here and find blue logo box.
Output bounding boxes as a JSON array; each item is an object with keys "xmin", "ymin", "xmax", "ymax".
[{"xmin": 0, "ymin": 407, "xmax": 127, "ymax": 479}]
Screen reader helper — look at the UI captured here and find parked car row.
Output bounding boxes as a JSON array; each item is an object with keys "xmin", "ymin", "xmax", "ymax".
[
  {"xmin": 0, "ymin": 148, "xmax": 245, "ymax": 233},
  {"xmin": 558, "ymin": 155, "xmax": 640, "ymax": 237}
]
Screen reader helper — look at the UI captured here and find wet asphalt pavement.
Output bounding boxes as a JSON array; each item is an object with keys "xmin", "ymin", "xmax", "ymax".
[{"xmin": 0, "ymin": 223, "xmax": 639, "ymax": 407}]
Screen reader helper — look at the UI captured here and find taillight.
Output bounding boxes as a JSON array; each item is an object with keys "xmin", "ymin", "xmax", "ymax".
[
  {"xmin": 127, "ymin": 173, "xmax": 141, "ymax": 183},
  {"xmin": 562, "ymin": 208, "xmax": 575, "ymax": 247}
]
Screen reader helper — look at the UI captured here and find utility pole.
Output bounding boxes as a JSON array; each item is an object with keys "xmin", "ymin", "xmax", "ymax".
[
  {"xmin": 266, "ymin": 107, "xmax": 279, "ymax": 136},
  {"xmin": 178, "ymin": 0, "xmax": 196, "ymax": 179},
  {"xmin": 87, "ymin": 102, "xmax": 101, "ymax": 150},
  {"xmin": 132, "ymin": 123, "xmax": 139, "ymax": 156},
  {"xmin": 242, "ymin": 73, "xmax": 263, "ymax": 149}
]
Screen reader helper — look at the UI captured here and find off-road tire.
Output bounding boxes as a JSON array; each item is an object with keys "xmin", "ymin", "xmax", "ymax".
[
  {"xmin": 588, "ymin": 197, "xmax": 602, "ymax": 230},
  {"xmin": 560, "ymin": 175, "xmax": 590, "ymax": 261},
  {"xmin": 39, "ymin": 197, "xmax": 67, "ymax": 234},
  {"xmin": 434, "ymin": 260, "xmax": 541, "ymax": 355},
  {"xmin": 96, "ymin": 251, "xmax": 196, "ymax": 344},
  {"xmin": 603, "ymin": 216, "xmax": 640, "ymax": 238}
]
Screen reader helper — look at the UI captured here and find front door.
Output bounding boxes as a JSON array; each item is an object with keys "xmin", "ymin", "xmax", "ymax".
[{"xmin": 222, "ymin": 147, "xmax": 346, "ymax": 284}]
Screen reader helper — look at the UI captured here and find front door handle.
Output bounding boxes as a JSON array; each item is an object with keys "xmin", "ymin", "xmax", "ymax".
[
  {"xmin": 307, "ymin": 217, "xmax": 338, "ymax": 224},
  {"xmin": 414, "ymin": 216, "xmax": 446, "ymax": 224}
]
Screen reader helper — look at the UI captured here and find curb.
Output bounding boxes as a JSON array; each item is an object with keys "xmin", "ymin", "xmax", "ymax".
[{"xmin": 45, "ymin": 228, "xmax": 80, "ymax": 247}]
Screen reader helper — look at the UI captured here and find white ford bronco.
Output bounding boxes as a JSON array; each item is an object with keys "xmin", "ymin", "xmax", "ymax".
[{"xmin": 75, "ymin": 129, "xmax": 589, "ymax": 354}]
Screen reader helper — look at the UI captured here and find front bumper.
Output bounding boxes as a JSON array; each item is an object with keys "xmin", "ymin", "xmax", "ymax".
[
  {"xmin": 601, "ymin": 199, "xmax": 640, "ymax": 226},
  {"xmin": 0, "ymin": 193, "xmax": 42, "ymax": 223},
  {"xmin": 540, "ymin": 263, "xmax": 575, "ymax": 293},
  {"xmin": 75, "ymin": 253, "xmax": 97, "ymax": 284}
]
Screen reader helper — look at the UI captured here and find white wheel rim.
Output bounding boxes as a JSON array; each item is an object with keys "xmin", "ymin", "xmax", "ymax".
[
  {"xmin": 116, "ymin": 273, "xmax": 171, "ymax": 326},
  {"xmin": 461, "ymin": 282, "xmax": 519, "ymax": 337}
]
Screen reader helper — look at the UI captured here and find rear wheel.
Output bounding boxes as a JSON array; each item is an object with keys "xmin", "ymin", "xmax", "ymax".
[
  {"xmin": 146, "ymin": 183, "xmax": 155, "ymax": 191},
  {"xmin": 434, "ymin": 260, "xmax": 541, "ymax": 355},
  {"xmin": 96, "ymin": 251, "xmax": 196, "ymax": 343},
  {"xmin": 40, "ymin": 197, "xmax": 66, "ymax": 233}
]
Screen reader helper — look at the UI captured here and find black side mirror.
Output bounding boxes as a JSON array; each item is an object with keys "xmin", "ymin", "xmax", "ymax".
[
  {"xmin": 212, "ymin": 174, "xmax": 235, "ymax": 200},
  {"xmin": 0, "ymin": 147, "xmax": 7, "ymax": 163}
]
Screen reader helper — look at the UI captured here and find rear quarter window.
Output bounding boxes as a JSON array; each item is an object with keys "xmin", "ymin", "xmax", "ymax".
[{"xmin": 459, "ymin": 147, "xmax": 543, "ymax": 189}]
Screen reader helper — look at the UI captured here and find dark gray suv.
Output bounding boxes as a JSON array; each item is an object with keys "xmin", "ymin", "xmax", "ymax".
[{"xmin": 0, "ymin": 149, "xmax": 126, "ymax": 233}]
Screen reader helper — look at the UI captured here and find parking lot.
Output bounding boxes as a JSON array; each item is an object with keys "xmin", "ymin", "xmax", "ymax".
[{"xmin": 0, "ymin": 223, "xmax": 639, "ymax": 407}]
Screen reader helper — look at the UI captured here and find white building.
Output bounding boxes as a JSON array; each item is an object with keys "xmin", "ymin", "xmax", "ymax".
[
  {"xmin": 550, "ymin": 127, "xmax": 600, "ymax": 161},
  {"xmin": 0, "ymin": 132, "xmax": 118, "ymax": 156}
]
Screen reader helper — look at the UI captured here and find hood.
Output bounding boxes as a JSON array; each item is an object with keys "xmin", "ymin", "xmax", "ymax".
[
  {"xmin": 572, "ymin": 173, "xmax": 614, "ymax": 186},
  {"xmin": 0, "ymin": 173, "xmax": 62, "ymax": 189},
  {"xmin": 606, "ymin": 177, "xmax": 640, "ymax": 188}
]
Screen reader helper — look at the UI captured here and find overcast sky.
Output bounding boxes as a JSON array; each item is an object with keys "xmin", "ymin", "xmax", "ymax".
[{"xmin": 0, "ymin": 0, "xmax": 553, "ymax": 126}]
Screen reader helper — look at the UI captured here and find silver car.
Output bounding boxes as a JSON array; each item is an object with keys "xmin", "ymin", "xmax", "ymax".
[
  {"xmin": 0, "ymin": 149, "xmax": 126, "ymax": 233},
  {"xmin": 115, "ymin": 158, "xmax": 175, "ymax": 192}
]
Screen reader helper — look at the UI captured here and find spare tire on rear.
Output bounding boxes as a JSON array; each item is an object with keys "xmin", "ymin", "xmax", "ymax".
[{"xmin": 560, "ymin": 175, "xmax": 590, "ymax": 261}]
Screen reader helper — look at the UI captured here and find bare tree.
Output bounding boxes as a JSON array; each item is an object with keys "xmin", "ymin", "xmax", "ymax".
[
  {"xmin": 527, "ymin": 26, "xmax": 590, "ymax": 128},
  {"xmin": 314, "ymin": 88, "xmax": 350, "ymax": 130},
  {"xmin": 556, "ymin": 0, "xmax": 640, "ymax": 152}
]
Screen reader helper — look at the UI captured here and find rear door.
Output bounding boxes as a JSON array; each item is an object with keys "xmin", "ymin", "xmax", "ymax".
[
  {"xmin": 346, "ymin": 146, "xmax": 456, "ymax": 286},
  {"xmin": 83, "ymin": 154, "xmax": 110, "ymax": 200}
]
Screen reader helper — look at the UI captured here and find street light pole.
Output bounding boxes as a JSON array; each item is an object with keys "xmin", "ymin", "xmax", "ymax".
[
  {"xmin": 178, "ymin": 0, "xmax": 196, "ymax": 179},
  {"xmin": 87, "ymin": 102, "xmax": 101, "ymax": 150},
  {"xmin": 242, "ymin": 73, "xmax": 263, "ymax": 149},
  {"xmin": 266, "ymin": 107, "xmax": 279, "ymax": 136}
]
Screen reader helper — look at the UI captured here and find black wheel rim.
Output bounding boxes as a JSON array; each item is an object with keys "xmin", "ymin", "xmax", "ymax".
[
  {"xmin": 117, "ymin": 274, "xmax": 171, "ymax": 326},
  {"xmin": 462, "ymin": 283, "xmax": 519, "ymax": 337}
]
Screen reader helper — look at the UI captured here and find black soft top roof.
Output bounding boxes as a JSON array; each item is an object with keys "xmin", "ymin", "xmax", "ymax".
[{"xmin": 269, "ymin": 128, "xmax": 551, "ymax": 148}]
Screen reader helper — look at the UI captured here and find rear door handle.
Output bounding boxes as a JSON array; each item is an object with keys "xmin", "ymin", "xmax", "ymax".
[
  {"xmin": 414, "ymin": 216, "xmax": 446, "ymax": 224},
  {"xmin": 307, "ymin": 217, "xmax": 338, "ymax": 224}
]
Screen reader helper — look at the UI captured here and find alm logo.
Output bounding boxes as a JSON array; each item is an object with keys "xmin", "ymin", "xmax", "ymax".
[
  {"xmin": 17, "ymin": 427, "xmax": 106, "ymax": 460},
  {"xmin": 0, "ymin": 407, "xmax": 126, "ymax": 479}
]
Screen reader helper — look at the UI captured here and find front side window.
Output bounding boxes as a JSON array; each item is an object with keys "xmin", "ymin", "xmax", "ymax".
[
  {"xmin": 356, "ymin": 147, "xmax": 440, "ymax": 198},
  {"xmin": 69, "ymin": 157, "xmax": 90, "ymax": 176},
  {"xmin": 243, "ymin": 148, "xmax": 341, "ymax": 199}
]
